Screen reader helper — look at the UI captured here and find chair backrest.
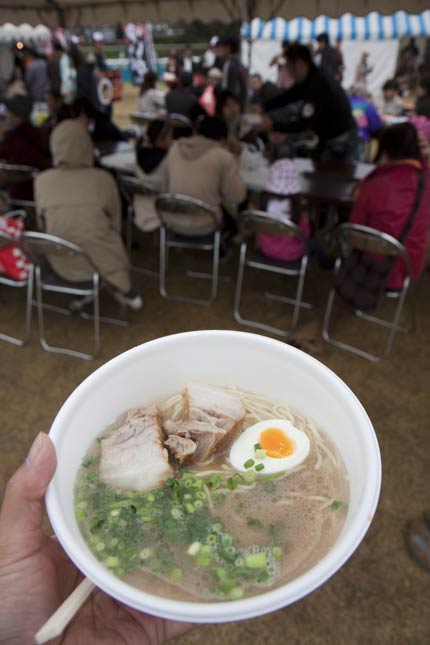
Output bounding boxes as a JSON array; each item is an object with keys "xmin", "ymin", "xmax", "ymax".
[
  {"xmin": 2, "ymin": 209, "xmax": 27, "ymax": 221},
  {"xmin": 20, "ymin": 231, "xmax": 97, "ymax": 275},
  {"xmin": 155, "ymin": 193, "xmax": 219, "ymax": 236},
  {"xmin": 337, "ymin": 223, "xmax": 413, "ymax": 276},
  {"xmin": 117, "ymin": 174, "xmax": 158, "ymax": 204},
  {"xmin": 0, "ymin": 229, "xmax": 14, "ymax": 250},
  {"xmin": 238, "ymin": 209, "xmax": 308, "ymax": 248},
  {"xmin": 0, "ymin": 164, "xmax": 39, "ymax": 189},
  {"xmin": 168, "ymin": 113, "xmax": 193, "ymax": 128}
]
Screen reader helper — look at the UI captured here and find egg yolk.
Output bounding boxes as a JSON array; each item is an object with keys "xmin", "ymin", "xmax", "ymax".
[{"xmin": 260, "ymin": 428, "xmax": 295, "ymax": 459}]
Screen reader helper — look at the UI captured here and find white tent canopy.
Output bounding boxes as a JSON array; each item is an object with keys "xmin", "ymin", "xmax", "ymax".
[
  {"xmin": 0, "ymin": 22, "xmax": 50, "ymax": 42},
  {"xmin": 243, "ymin": 10, "xmax": 430, "ymax": 41},
  {"xmin": 242, "ymin": 10, "xmax": 430, "ymax": 97}
]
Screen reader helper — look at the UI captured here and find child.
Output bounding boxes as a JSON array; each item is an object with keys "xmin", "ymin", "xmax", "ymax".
[{"xmin": 259, "ymin": 158, "xmax": 310, "ymax": 262}]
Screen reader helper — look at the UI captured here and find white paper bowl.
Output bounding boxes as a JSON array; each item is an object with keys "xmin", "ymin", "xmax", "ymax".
[{"xmin": 46, "ymin": 330, "xmax": 381, "ymax": 623}]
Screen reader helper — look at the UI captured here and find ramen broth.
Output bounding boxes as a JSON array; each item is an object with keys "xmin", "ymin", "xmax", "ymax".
[{"xmin": 75, "ymin": 387, "xmax": 349, "ymax": 602}]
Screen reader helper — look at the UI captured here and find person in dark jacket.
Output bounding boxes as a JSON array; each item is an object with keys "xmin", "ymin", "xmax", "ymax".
[
  {"xmin": 315, "ymin": 33, "xmax": 341, "ymax": 81},
  {"xmin": 165, "ymin": 72, "xmax": 201, "ymax": 120},
  {"xmin": 0, "ymin": 94, "xmax": 50, "ymax": 200},
  {"xmin": 218, "ymin": 36, "xmax": 248, "ymax": 112},
  {"xmin": 264, "ymin": 44, "xmax": 357, "ymax": 162}
]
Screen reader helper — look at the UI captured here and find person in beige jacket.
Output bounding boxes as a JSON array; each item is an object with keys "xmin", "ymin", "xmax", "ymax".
[
  {"xmin": 161, "ymin": 116, "xmax": 247, "ymax": 235},
  {"xmin": 35, "ymin": 119, "xmax": 142, "ymax": 309}
]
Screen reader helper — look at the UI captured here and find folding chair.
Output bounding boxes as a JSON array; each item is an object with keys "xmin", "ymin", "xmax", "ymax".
[
  {"xmin": 117, "ymin": 174, "xmax": 159, "ymax": 273},
  {"xmin": 21, "ymin": 232, "xmax": 127, "ymax": 360},
  {"xmin": 322, "ymin": 223, "xmax": 415, "ymax": 362},
  {"xmin": 233, "ymin": 209, "xmax": 312, "ymax": 337},
  {"xmin": 0, "ymin": 163, "xmax": 38, "ymax": 190},
  {"xmin": 155, "ymin": 193, "xmax": 221, "ymax": 305},
  {"xmin": 0, "ymin": 211, "xmax": 33, "ymax": 346},
  {"xmin": 168, "ymin": 114, "xmax": 194, "ymax": 139}
]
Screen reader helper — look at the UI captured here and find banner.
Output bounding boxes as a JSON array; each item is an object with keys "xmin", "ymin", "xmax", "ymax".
[{"xmin": 123, "ymin": 22, "xmax": 157, "ymax": 85}]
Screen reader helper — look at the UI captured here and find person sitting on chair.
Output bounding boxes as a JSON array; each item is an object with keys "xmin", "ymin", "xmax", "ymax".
[
  {"xmin": 35, "ymin": 119, "xmax": 142, "ymax": 309},
  {"xmin": 160, "ymin": 115, "xmax": 247, "ymax": 235},
  {"xmin": 134, "ymin": 119, "xmax": 174, "ymax": 232},
  {"xmin": 349, "ymin": 123, "xmax": 430, "ymax": 292},
  {"xmin": 0, "ymin": 94, "xmax": 50, "ymax": 200}
]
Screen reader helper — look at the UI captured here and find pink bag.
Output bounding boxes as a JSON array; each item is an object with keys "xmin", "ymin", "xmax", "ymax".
[{"xmin": 0, "ymin": 216, "xmax": 31, "ymax": 281}]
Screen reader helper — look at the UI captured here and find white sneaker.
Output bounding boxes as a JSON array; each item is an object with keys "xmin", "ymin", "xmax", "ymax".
[{"xmin": 113, "ymin": 289, "xmax": 143, "ymax": 310}]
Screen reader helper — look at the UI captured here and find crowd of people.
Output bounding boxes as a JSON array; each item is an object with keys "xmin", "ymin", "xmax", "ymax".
[
  {"xmin": 0, "ymin": 29, "xmax": 430, "ymax": 644},
  {"xmin": 1, "ymin": 32, "xmax": 430, "ymax": 312}
]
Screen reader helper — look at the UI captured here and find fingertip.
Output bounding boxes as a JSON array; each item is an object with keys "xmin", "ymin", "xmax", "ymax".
[{"xmin": 25, "ymin": 433, "xmax": 57, "ymax": 494}]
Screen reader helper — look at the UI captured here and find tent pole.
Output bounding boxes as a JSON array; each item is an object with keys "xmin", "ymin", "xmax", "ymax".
[
  {"xmin": 247, "ymin": 37, "xmax": 253, "ymax": 71},
  {"xmin": 245, "ymin": 0, "xmax": 255, "ymax": 70}
]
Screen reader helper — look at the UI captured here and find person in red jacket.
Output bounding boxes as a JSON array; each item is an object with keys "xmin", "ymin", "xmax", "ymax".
[
  {"xmin": 349, "ymin": 123, "xmax": 430, "ymax": 290},
  {"xmin": 0, "ymin": 94, "xmax": 50, "ymax": 200}
]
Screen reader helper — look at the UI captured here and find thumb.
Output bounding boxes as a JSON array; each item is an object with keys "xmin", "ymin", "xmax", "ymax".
[{"xmin": 0, "ymin": 432, "xmax": 57, "ymax": 565}]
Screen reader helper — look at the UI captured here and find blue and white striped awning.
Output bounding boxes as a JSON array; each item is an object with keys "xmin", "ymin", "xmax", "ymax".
[{"xmin": 243, "ymin": 10, "xmax": 430, "ymax": 41}]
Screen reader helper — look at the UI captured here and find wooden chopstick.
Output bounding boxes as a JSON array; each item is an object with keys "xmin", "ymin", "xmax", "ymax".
[{"xmin": 35, "ymin": 577, "xmax": 95, "ymax": 644}]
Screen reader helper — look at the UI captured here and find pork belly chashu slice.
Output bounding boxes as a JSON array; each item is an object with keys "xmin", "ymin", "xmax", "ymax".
[
  {"xmin": 165, "ymin": 383, "xmax": 246, "ymax": 464},
  {"xmin": 100, "ymin": 407, "xmax": 173, "ymax": 491}
]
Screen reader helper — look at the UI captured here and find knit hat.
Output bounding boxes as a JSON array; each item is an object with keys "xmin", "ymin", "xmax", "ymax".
[
  {"xmin": 4, "ymin": 94, "xmax": 33, "ymax": 122},
  {"xmin": 266, "ymin": 159, "xmax": 301, "ymax": 195}
]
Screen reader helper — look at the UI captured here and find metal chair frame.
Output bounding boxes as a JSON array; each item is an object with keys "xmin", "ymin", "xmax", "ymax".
[
  {"xmin": 117, "ymin": 174, "xmax": 159, "ymax": 277},
  {"xmin": 21, "ymin": 232, "xmax": 129, "ymax": 360},
  {"xmin": 155, "ymin": 193, "xmax": 221, "ymax": 305},
  {"xmin": 233, "ymin": 209, "xmax": 312, "ymax": 337},
  {"xmin": 322, "ymin": 223, "xmax": 415, "ymax": 362},
  {"xmin": 0, "ymin": 163, "xmax": 39, "ymax": 189},
  {"xmin": 0, "ymin": 212, "xmax": 33, "ymax": 346}
]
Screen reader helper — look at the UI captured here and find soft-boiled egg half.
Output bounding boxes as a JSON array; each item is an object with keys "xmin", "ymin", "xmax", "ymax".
[{"xmin": 229, "ymin": 419, "xmax": 310, "ymax": 475}]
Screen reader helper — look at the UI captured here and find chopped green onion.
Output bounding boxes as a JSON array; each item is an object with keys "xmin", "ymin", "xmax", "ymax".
[
  {"xmin": 96, "ymin": 542, "xmax": 105, "ymax": 552},
  {"xmin": 75, "ymin": 507, "xmax": 85, "ymax": 520},
  {"xmin": 214, "ymin": 567, "xmax": 227, "ymax": 580},
  {"xmin": 241, "ymin": 471, "xmax": 256, "ymax": 484},
  {"xmin": 207, "ymin": 474, "xmax": 221, "ymax": 489},
  {"xmin": 185, "ymin": 503, "xmax": 195, "ymax": 514},
  {"xmin": 229, "ymin": 587, "xmax": 244, "ymax": 600},
  {"xmin": 255, "ymin": 450, "xmax": 267, "ymax": 460},
  {"xmin": 245, "ymin": 552, "xmax": 267, "ymax": 569},
  {"xmin": 170, "ymin": 568, "xmax": 183, "ymax": 580},
  {"xmin": 257, "ymin": 570, "xmax": 271, "ymax": 584},
  {"xmin": 264, "ymin": 481, "xmax": 277, "ymax": 494},
  {"xmin": 271, "ymin": 546, "xmax": 283, "ymax": 560},
  {"xmin": 187, "ymin": 542, "xmax": 201, "ymax": 556},
  {"xmin": 244, "ymin": 459, "xmax": 255, "ymax": 469},
  {"xmin": 255, "ymin": 463, "xmax": 265, "ymax": 472},
  {"xmin": 254, "ymin": 443, "xmax": 261, "ymax": 450},
  {"xmin": 227, "ymin": 477, "xmax": 238, "ymax": 491},
  {"xmin": 194, "ymin": 500, "xmax": 204, "ymax": 509},
  {"xmin": 105, "ymin": 556, "xmax": 120, "ymax": 568},
  {"xmin": 171, "ymin": 507, "xmax": 184, "ymax": 520},
  {"xmin": 195, "ymin": 553, "xmax": 212, "ymax": 567},
  {"xmin": 139, "ymin": 548, "xmax": 152, "ymax": 560},
  {"xmin": 331, "ymin": 500, "xmax": 343, "ymax": 511}
]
